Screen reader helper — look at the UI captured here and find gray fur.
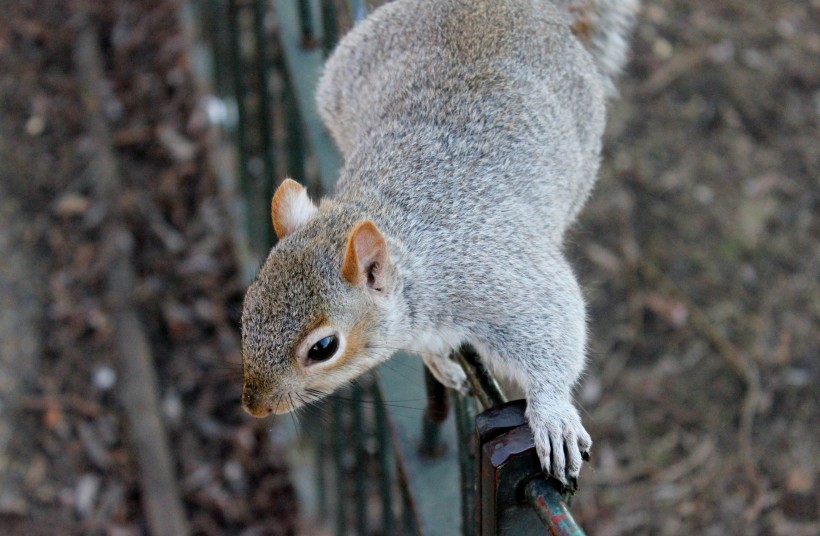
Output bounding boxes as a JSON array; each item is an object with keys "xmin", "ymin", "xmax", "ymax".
[{"xmin": 242, "ymin": 0, "xmax": 637, "ymax": 484}]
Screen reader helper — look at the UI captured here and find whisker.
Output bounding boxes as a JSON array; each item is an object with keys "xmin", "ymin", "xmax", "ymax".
[
  {"xmin": 290, "ymin": 394, "xmax": 304, "ymax": 435},
  {"xmin": 286, "ymin": 394, "xmax": 301, "ymax": 436},
  {"xmin": 378, "ymin": 360, "xmax": 425, "ymax": 380},
  {"xmin": 304, "ymin": 388, "xmax": 426, "ymax": 410},
  {"xmin": 297, "ymin": 406, "xmax": 335, "ymax": 429}
]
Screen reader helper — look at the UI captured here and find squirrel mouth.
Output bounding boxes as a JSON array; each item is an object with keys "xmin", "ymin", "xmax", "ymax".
[
  {"xmin": 271, "ymin": 398, "xmax": 300, "ymax": 415},
  {"xmin": 242, "ymin": 403, "xmax": 273, "ymax": 418},
  {"xmin": 241, "ymin": 384, "xmax": 302, "ymax": 417}
]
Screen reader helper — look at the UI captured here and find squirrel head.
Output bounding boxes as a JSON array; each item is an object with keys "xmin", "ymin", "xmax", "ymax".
[{"xmin": 240, "ymin": 179, "xmax": 400, "ymax": 418}]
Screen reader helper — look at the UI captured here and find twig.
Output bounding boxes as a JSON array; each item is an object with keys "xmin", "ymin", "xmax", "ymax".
[
  {"xmin": 651, "ymin": 439, "xmax": 714, "ymax": 484},
  {"xmin": 74, "ymin": 17, "xmax": 191, "ymax": 536},
  {"xmin": 630, "ymin": 47, "xmax": 709, "ymax": 99},
  {"xmin": 638, "ymin": 262, "xmax": 767, "ymax": 520},
  {"xmin": 591, "ymin": 439, "xmax": 714, "ymax": 487},
  {"xmin": 20, "ymin": 395, "xmax": 102, "ymax": 418}
]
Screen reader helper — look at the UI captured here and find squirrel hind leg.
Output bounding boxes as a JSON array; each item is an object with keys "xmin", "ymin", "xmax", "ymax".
[{"xmin": 421, "ymin": 352, "xmax": 470, "ymax": 396}]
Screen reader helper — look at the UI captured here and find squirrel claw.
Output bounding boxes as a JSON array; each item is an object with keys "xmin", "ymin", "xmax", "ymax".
[{"xmin": 527, "ymin": 401, "xmax": 592, "ymax": 489}]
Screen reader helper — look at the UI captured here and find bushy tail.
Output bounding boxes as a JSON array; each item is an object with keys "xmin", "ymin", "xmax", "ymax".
[{"xmin": 561, "ymin": 0, "xmax": 639, "ymax": 94}]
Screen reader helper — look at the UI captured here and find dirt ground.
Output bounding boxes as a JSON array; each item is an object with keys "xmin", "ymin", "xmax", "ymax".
[
  {"xmin": 572, "ymin": 0, "xmax": 818, "ymax": 533},
  {"xmin": 0, "ymin": 0, "xmax": 817, "ymax": 535},
  {"xmin": 0, "ymin": 1, "xmax": 296, "ymax": 534}
]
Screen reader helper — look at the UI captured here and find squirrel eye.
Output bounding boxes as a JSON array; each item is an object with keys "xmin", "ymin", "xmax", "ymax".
[{"xmin": 308, "ymin": 335, "xmax": 339, "ymax": 362}]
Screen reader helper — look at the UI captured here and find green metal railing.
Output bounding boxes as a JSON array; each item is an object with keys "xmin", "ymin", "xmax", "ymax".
[{"xmin": 190, "ymin": 1, "xmax": 586, "ymax": 534}]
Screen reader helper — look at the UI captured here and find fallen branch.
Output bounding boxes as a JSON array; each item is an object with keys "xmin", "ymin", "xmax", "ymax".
[
  {"xmin": 74, "ymin": 18, "xmax": 190, "ymax": 536},
  {"xmin": 638, "ymin": 261, "xmax": 767, "ymax": 520},
  {"xmin": 630, "ymin": 46, "xmax": 709, "ymax": 99}
]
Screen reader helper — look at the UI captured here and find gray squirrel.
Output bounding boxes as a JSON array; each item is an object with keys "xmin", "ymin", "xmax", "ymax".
[{"xmin": 241, "ymin": 0, "xmax": 638, "ymax": 485}]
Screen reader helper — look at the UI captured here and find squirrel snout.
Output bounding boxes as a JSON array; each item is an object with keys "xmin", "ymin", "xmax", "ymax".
[
  {"xmin": 241, "ymin": 383, "xmax": 273, "ymax": 418},
  {"xmin": 242, "ymin": 383, "xmax": 300, "ymax": 416}
]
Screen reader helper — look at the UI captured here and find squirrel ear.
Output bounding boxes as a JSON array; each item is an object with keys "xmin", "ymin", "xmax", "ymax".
[
  {"xmin": 341, "ymin": 221, "xmax": 390, "ymax": 290},
  {"xmin": 271, "ymin": 179, "xmax": 318, "ymax": 239}
]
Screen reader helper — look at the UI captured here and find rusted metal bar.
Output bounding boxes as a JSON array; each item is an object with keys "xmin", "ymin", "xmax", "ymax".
[
  {"xmin": 524, "ymin": 477, "xmax": 586, "ymax": 536},
  {"xmin": 475, "ymin": 400, "xmax": 585, "ymax": 535},
  {"xmin": 455, "ymin": 344, "xmax": 507, "ymax": 409}
]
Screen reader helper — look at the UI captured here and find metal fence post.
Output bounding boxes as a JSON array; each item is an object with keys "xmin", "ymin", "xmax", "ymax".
[
  {"xmin": 474, "ymin": 400, "xmax": 586, "ymax": 536},
  {"xmin": 454, "ymin": 392, "xmax": 478, "ymax": 536}
]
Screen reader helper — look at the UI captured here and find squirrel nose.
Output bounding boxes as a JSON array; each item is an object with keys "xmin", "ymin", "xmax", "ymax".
[{"xmin": 242, "ymin": 383, "xmax": 272, "ymax": 417}]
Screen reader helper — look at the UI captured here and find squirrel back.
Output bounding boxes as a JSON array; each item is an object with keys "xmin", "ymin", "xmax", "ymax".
[
  {"xmin": 317, "ymin": 0, "xmax": 637, "ymax": 154},
  {"xmin": 316, "ymin": 0, "xmax": 637, "ymax": 237}
]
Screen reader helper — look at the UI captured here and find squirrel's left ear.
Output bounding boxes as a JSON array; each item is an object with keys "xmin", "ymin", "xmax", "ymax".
[
  {"xmin": 271, "ymin": 179, "xmax": 318, "ymax": 239},
  {"xmin": 342, "ymin": 221, "xmax": 391, "ymax": 291}
]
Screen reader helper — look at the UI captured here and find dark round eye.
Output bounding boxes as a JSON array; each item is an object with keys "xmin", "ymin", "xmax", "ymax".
[{"xmin": 308, "ymin": 335, "xmax": 339, "ymax": 362}]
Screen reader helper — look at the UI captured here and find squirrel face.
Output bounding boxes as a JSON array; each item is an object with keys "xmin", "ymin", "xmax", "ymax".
[{"xmin": 240, "ymin": 180, "xmax": 398, "ymax": 418}]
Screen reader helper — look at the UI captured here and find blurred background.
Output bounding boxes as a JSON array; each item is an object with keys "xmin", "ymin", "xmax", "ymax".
[{"xmin": 0, "ymin": 0, "xmax": 816, "ymax": 535}]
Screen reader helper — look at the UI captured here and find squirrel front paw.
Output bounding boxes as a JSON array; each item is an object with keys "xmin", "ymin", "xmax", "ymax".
[
  {"xmin": 421, "ymin": 353, "xmax": 471, "ymax": 396},
  {"xmin": 526, "ymin": 401, "xmax": 592, "ymax": 487}
]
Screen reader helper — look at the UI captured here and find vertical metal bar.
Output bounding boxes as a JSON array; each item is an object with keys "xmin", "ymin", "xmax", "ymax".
[
  {"xmin": 281, "ymin": 65, "xmax": 309, "ymax": 190},
  {"xmin": 454, "ymin": 393, "xmax": 478, "ymax": 536},
  {"xmin": 400, "ymin": 478, "xmax": 420, "ymax": 535},
  {"xmin": 205, "ymin": 0, "xmax": 229, "ymax": 98},
  {"xmin": 276, "ymin": 0, "xmax": 343, "ymax": 193},
  {"xmin": 315, "ymin": 417, "xmax": 328, "ymax": 521},
  {"xmin": 371, "ymin": 383, "xmax": 395, "ymax": 535},
  {"xmin": 455, "ymin": 344, "xmax": 507, "ymax": 408},
  {"xmin": 319, "ymin": 0, "xmax": 338, "ymax": 55},
  {"xmin": 252, "ymin": 0, "xmax": 277, "ymax": 248},
  {"xmin": 227, "ymin": 0, "xmax": 254, "ymax": 248},
  {"xmin": 524, "ymin": 477, "xmax": 587, "ymax": 536},
  {"xmin": 297, "ymin": 0, "xmax": 316, "ymax": 47},
  {"xmin": 352, "ymin": 384, "xmax": 368, "ymax": 535},
  {"xmin": 419, "ymin": 368, "xmax": 449, "ymax": 457},
  {"xmin": 214, "ymin": 0, "xmax": 231, "ymax": 97},
  {"xmin": 332, "ymin": 397, "xmax": 347, "ymax": 534}
]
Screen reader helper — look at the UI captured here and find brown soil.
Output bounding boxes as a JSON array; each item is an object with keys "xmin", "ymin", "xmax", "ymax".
[
  {"xmin": 572, "ymin": 1, "xmax": 819, "ymax": 533},
  {"xmin": 0, "ymin": 1, "xmax": 296, "ymax": 534}
]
